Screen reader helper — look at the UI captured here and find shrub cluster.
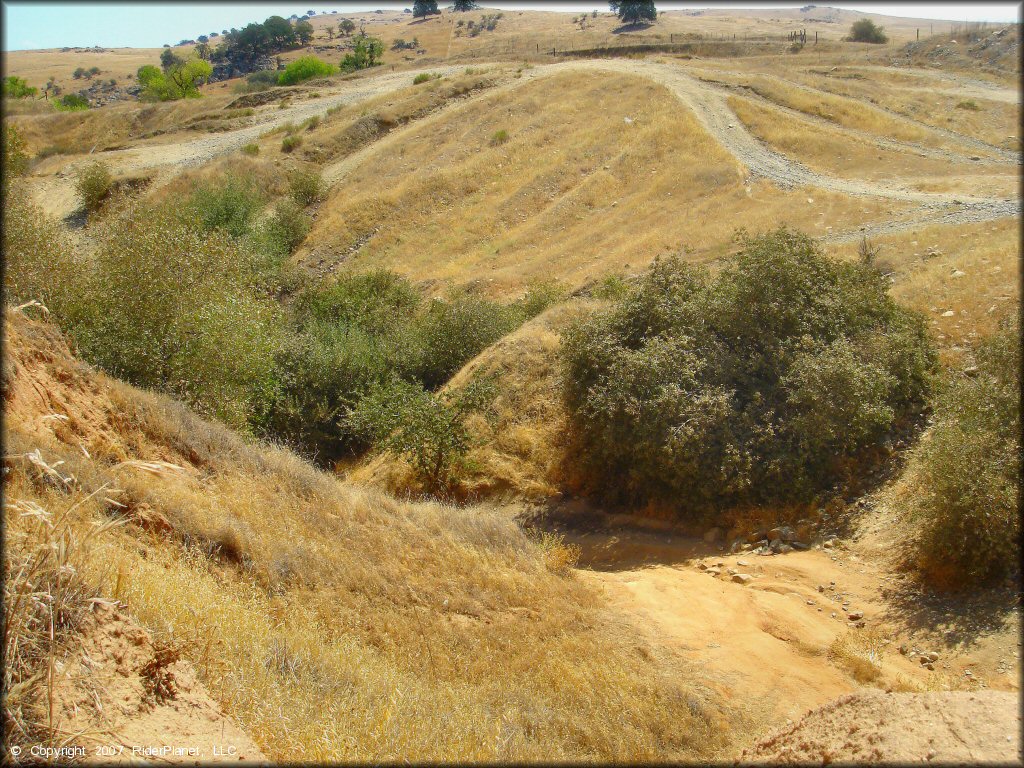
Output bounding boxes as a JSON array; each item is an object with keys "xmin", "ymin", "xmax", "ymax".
[
  {"xmin": 562, "ymin": 228, "xmax": 936, "ymax": 514},
  {"xmin": 277, "ymin": 56, "xmax": 337, "ymax": 86},
  {"xmin": 912, "ymin": 314, "xmax": 1020, "ymax": 588},
  {"xmin": 74, "ymin": 161, "xmax": 113, "ymax": 212},
  {"xmin": 847, "ymin": 19, "xmax": 888, "ymax": 44}
]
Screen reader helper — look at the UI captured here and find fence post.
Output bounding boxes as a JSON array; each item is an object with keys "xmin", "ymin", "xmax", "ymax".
[
  {"xmin": 917, "ymin": 28, "xmax": 919, "ymax": 41},
  {"xmin": 814, "ymin": 30, "xmax": 817, "ymax": 44}
]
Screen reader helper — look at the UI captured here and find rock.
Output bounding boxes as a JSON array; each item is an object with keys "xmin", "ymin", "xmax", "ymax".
[
  {"xmin": 727, "ymin": 568, "xmax": 737, "ymax": 576},
  {"xmin": 697, "ymin": 562, "xmax": 707, "ymax": 571},
  {"xmin": 778, "ymin": 543, "xmax": 793, "ymax": 554},
  {"xmin": 704, "ymin": 527, "xmax": 724, "ymax": 543},
  {"xmin": 791, "ymin": 542, "xmax": 809, "ymax": 551},
  {"xmin": 768, "ymin": 526, "xmax": 797, "ymax": 542},
  {"xmin": 769, "ymin": 538, "xmax": 784, "ymax": 553},
  {"xmin": 970, "ymin": 155, "xmax": 981, "ymax": 161},
  {"xmin": 737, "ymin": 559, "xmax": 749, "ymax": 567},
  {"xmin": 822, "ymin": 539, "xmax": 835, "ymax": 549},
  {"xmin": 899, "ymin": 644, "xmax": 909, "ymax": 655},
  {"xmin": 746, "ymin": 530, "xmax": 767, "ymax": 543},
  {"xmin": 732, "ymin": 573, "xmax": 752, "ymax": 585},
  {"xmin": 927, "ymin": 652, "xmax": 939, "ymax": 663},
  {"xmin": 818, "ymin": 585, "xmax": 826, "ymax": 592},
  {"xmin": 941, "ymin": 310, "xmax": 956, "ymax": 317},
  {"xmin": 706, "ymin": 568, "xmax": 721, "ymax": 577}
]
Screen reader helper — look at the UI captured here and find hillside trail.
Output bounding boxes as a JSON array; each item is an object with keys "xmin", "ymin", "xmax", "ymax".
[
  {"xmin": 850, "ymin": 64, "xmax": 1020, "ymax": 103},
  {"xmin": 320, "ymin": 58, "xmax": 1019, "ymax": 238},
  {"xmin": 29, "ymin": 58, "xmax": 1019, "ymax": 238},
  {"xmin": 687, "ymin": 69, "xmax": 1017, "ymax": 167},
  {"xmin": 535, "ymin": 503, "xmax": 1021, "ymax": 752}
]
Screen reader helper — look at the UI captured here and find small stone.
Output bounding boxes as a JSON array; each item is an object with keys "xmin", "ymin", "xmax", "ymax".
[
  {"xmin": 899, "ymin": 644, "xmax": 909, "ymax": 655},
  {"xmin": 697, "ymin": 562, "xmax": 707, "ymax": 571},
  {"xmin": 817, "ymin": 585, "xmax": 825, "ymax": 592},
  {"xmin": 737, "ymin": 559, "xmax": 750, "ymax": 567},
  {"xmin": 706, "ymin": 568, "xmax": 721, "ymax": 577},
  {"xmin": 848, "ymin": 611, "xmax": 863, "ymax": 621},
  {"xmin": 942, "ymin": 310, "xmax": 955, "ymax": 317},
  {"xmin": 732, "ymin": 573, "xmax": 753, "ymax": 585},
  {"xmin": 926, "ymin": 652, "xmax": 939, "ymax": 662}
]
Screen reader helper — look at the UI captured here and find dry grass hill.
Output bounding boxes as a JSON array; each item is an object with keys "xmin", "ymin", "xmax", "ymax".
[{"xmin": 2, "ymin": 4, "xmax": 1020, "ymax": 764}]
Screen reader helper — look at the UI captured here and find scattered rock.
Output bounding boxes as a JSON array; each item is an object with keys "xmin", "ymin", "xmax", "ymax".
[
  {"xmin": 732, "ymin": 573, "xmax": 753, "ymax": 585},
  {"xmin": 848, "ymin": 611, "xmax": 864, "ymax": 621}
]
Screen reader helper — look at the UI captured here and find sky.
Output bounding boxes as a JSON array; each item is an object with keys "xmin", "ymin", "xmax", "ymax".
[{"xmin": 2, "ymin": 1, "xmax": 1020, "ymax": 51}]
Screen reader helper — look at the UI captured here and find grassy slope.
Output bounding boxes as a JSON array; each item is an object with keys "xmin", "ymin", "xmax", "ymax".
[
  {"xmin": 2, "ymin": 309, "xmax": 738, "ymax": 762},
  {"xmin": 298, "ymin": 69, "xmax": 905, "ymax": 298}
]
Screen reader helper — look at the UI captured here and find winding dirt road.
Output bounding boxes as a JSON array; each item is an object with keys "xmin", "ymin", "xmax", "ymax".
[{"xmin": 27, "ymin": 58, "xmax": 1020, "ymax": 239}]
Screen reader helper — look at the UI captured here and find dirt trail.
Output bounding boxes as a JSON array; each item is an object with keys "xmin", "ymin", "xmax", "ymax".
[
  {"xmin": 31, "ymin": 58, "xmax": 1019, "ymax": 236},
  {"xmin": 26, "ymin": 65, "xmax": 468, "ymax": 221},
  {"xmin": 698, "ymin": 75, "xmax": 1016, "ymax": 167},
  {"xmin": 852, "ymin": 64, "xmax": 1020, "ymax": 104},
  {"xmin": 542, "ymin": 505, "xmax": 1020, "ymax": 749},
  {"xmin": 323, "ymin": 59, "xmax": 1018, "ymax": 223},
  {"xmin": 740, "ymin": 690, "xmax": 1021, "ymax": 764}
]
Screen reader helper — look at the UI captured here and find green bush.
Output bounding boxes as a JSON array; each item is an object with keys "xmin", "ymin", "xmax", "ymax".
[
  {"xmin": 55, "ymin": 94, "xmax": 89, "ymax": 111},
  {"xmin": 281, "ymin": 134, "xmax": 303, "ymax": 153},
  {"xmin": 340, "ymin": 36, "xmax": 384, "ymax": 73},
  {"xmin": 259, "ymin": 199, "xmax": 310, "ymax": 259},
  {"xmin": 490, "ymin": 129, "xmax": 509, "ymax": 146},
  {"xmin": 562, "ymin": 227, "xmax": 936, "ymax": 514},
  {"xmin": 186, "ymin": 173, "xmax": 266, "ymax": 239},
  {"xmin": 288, "ymin": 166, "xmax": 325, "ymax": 206},
  {"xmin": 956, "ymin": 100, "xmax": 980, "ymax": 111},
  {"xmin": 348, "ymin": 376, "xmax": 496, "ymax": 490},
  {"xmin": 3, "ymin": 76, "xmax": 38, "ymax": 98},
  {"xmin": 68, "ymin": 201, "xmax": 281, "ymax": 428},
  {"xmin": 846, "ymin": 19, "xmax": 888, "ymax": 44},
  {"xmin": 912, "ymin": 315, "xmax": 1020, "ymax": 588},
  {"xmin": 277, "ymin": 56, "xmax": 337, "ymax": 86},
  {"xmin": 74, "ymin": 161, "xmax": 113, "ymax": 212},
  {"xmin": 408, "ymin": 293, "xmax": 520, "ymax": 389},
  {"xmin": 2, "ymin": 183, "xmax": 80, "ymax": 318},
  {"xmin": 241, "ymin": 142, "xmax": 260, "ymax": 155}
]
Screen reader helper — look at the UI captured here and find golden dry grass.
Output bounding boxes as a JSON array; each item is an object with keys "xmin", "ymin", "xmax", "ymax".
[
  {"xmin": 298, "ymin": 69, "xmax": 912, "ymax": 298},
  {"xmin": 832, "ymin": 218, "xmax": 1020, "ymax": 357},
  {"xmin": 2, "ymin": 309, "xmax": 739, "ymax": 762},
  {"xmin": 727, "ymin": 95, "xmax": 1018, "ymax": 197}
]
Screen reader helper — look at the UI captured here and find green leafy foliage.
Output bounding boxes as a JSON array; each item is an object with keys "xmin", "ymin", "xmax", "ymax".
[
  {"xmin": 277, "ymin": 56, "xmax": 337, "ymax": 86},
  {"xmin": 186, "ymin": 173, "xmax": 266, "ymax": 239},
  {"xmin": 340, "ymin": 36, "xmax": 384, "ymax": 72},
  {"xmin": 562, "ymin": 228, "xmax": 936, "ymax": 514},
  {"xmin": 847, "ymin": 19, "xmax": 888, "ymax": 43},
  {"xmin": 3, "ymin": 76, "xmax": 38, "ymax": 98},
  {"xmin": 412, "ymin": 0, "xmax": 440, "ymax": 18},
  {"xmin": 74, "ymin": 161, "xmax": 113, "ymax": 212},
  {"xmin": 287, "ymin": 166, "xmax": 325, "ymax": 206},
  {"xmin": 912, "ymin": 315, "xmax": 1020, "ymax": 588},
  {"xmin": 609, "ymin": 1, "xmax": 657, "ymax": 25},
  {"xmin": 139, "ymin": 56, "xmax": 212, "ymax": 101},
  {"xmin": 348, "ymin": 376, "xmax": 496, "ymax": 490},
  {"xmin": 55, "ymin": 93, "xmax": 89, "ymax": 111}
]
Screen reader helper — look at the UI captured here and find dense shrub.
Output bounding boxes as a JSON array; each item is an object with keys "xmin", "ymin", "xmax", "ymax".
[
  {"xmin": 186, "ymin": 173, "xmax": 266, "ymax": 239},
  {"xmin": 281, "ymin": 134, "xmax": 303, "ymax": 153},
  {"xmin": 2, "ymin": 184, "xmax": 80, "ymax": 317},
  {"xmin": 340, "ymin": 36, "xmax": 384, "ymax": 72},
  {"xmin": 348, "ymin": 376, "xmax": 495, "ymax": 490},
  {"xmin": 138, "ymin": 57, "xmax": 212, "ymax": 101},
  {"xmin": 913, "ymin": 315, "xmax": 1020, "ymax": 588},
  {"xmin": 55, "ymin": 93, "xmax": 89, "ymax": 111},
  {"xmin": 74, "ymin": 161, "xmax": 113, "ymax": 212},
  {"xmin": 69, "ymin": 201, "xmax": 281, "ymax": 428},
  {"xmin": 408, "ymin": 294, "xmax": 521, "ymax": 389},
  {"xmin": 847, "ymin": 19, "xmax": 888, "ymax": 44},
  {"xmin": 562, "ymin": 228, "xmax": 936, "ymax": 514},
  {"xmin": 259, "ymin": 199, "xmax": 310, "ymax": 259},
  {"xmin": 277, "ymin": 56, "xmax": 337, "ymax": 86},
  {"xmin": 3, "ymin": 76, "xmax": 38, "ymax": 98},
  {"xmin": 288, "ymin": 166, "xmax": 325, "ymax": 206}
]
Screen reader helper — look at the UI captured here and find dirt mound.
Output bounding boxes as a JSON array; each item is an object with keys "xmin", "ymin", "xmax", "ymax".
[
  {"xmin": 739, "ymin": 689, "xmax": 1021, "ymax": 764},
  {"xmin": 897, "ymin": 26, "xmax": 1020, "ymax": 75},
  {"xmin": 52, "ymin": 602, "xmax": 266, "ymax": 763}
]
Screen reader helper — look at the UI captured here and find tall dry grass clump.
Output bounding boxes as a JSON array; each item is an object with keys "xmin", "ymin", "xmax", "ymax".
[{"xmin": 1, "ymin": 310, "xmax": 739, "ymax": 762}]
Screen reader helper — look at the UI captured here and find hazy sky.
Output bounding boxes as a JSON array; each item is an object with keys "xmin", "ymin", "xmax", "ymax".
[{"xmin": 3, "ymin": 2, "xmax": 1020, "ymax": 51}]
